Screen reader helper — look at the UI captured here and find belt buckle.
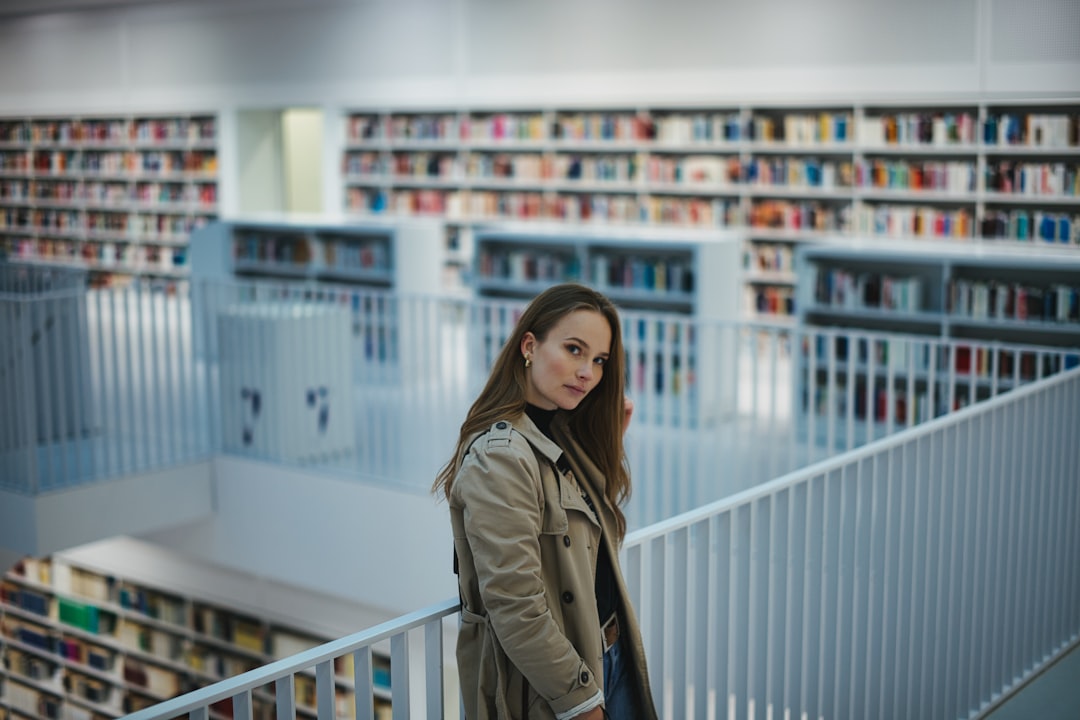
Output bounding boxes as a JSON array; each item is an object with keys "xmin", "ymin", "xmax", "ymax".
[{"xmin": 602, "ymin": 613, "xmax": 619, "ymax": 652}]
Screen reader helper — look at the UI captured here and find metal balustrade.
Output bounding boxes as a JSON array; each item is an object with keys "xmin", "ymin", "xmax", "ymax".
[
  {"xmin": 4, "ymin": 278, "xmax": 1078, "ymax": 526},
  {"xmin": 622, "ymin": 365, "xmax": 1080, "ymax": 720},
  {"xmin": 1, "ymin": 278, "xmax": 212, "ymax": 492},
  {"xmin": 122, "ymin": 366, "xmax": 1080, "ymax": 720}
]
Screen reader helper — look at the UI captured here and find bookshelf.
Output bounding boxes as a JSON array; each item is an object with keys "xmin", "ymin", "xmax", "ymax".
[
  {"xmin": 0, "ymin": 537, "xmax": 395, "ymax": 720},
  {"xmin": 189, "ymin": 215, "xmax": 443, "ymax": 293},
  {"xmin": 471, "ymin": 223, "xmax": 740, "ymax": 313},
  {"xmin": 796, "ymin": 242, "xmax": 1080, "ymax": 346},
  {"xmin": 469, "ymin": 223, "xmax": 742, "ymax": 425},
  {"xmin": 0, "ymin": 113, "xmax": 219, "ymax": 290},
  {"xmin": 340, "ymin": 100, "xmax": 1080, "ymax": 324},
  {"xmin": 794, "ymin": 241, "xmax": 1080, "ymax": 448}
]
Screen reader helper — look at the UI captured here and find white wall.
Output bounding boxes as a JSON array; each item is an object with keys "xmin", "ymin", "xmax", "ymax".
[
  {"xmin": 140, "ymin": 456, "xmax": 456, "ymax": 616},
  {"xmin": 0, "ymin": 0, "xmax": 1077, "ymax": 117},
  {"xmin": 1, "ymin": 461, "xmax": 214, "ymax": 559}
]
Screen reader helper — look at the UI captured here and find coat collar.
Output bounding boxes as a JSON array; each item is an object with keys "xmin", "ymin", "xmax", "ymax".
[{"xmin": 509, "ymin": 412, "xmax": 564, "ymax": 466}]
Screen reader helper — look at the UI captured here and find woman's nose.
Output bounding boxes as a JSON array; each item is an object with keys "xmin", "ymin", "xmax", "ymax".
[{"xmin": 577, "ymin": 361, "xmax": 593, "ymax": 380}]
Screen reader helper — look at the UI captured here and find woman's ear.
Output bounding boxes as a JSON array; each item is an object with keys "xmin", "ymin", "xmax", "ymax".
[{"xmin": 520, "ymin": 331, "xmax": 536, "ymax": 358}]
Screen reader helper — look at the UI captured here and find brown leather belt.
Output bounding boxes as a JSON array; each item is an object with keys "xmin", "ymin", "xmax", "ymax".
[{"xmin": 602, "ymin": 613, "xmax": 619, "ymax": 652}]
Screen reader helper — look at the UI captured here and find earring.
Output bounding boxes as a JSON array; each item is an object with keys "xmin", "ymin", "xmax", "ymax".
[{"xmin": 524, "ymin": 355, "xmax": 532, "ymax": 368}]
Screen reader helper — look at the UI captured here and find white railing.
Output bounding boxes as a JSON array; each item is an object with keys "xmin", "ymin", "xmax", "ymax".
[
  {"xmin": 191, "ymin": 279, "xmax": 1079, "ymax": 528},
  {"xmin": 623, "ymin": 365, "xmax": 1080, "ymax": 720},
  {"xmin": 1, "ymin": 276, "xmax": 212, "ymax": 493},
  {"xmin": 5, "ymin": 276, "xmax": 1079, "ymax": 525},
  {"xmin": 121, "ymin": 366, "xmax": 1080, "ymax": 720}
]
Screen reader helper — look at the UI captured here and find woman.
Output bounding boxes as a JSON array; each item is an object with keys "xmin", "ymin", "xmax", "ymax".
[{"xmin": 433, "ymin": 283, "xmax": 657, "ymax": 720}]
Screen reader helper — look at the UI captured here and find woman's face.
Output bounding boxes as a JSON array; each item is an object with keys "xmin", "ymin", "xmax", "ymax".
[{"xmin": 521, "ymin": 309, "xmax": 612, "ymax": 411}]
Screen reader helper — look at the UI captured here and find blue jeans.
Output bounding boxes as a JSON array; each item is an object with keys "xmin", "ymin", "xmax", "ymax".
[{"xmin": 603, "ymin": 637, "xmax": 639, "ymax": 720}]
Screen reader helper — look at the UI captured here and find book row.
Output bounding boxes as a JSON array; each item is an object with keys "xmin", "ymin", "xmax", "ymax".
[
  {"xmin": 475, "ymin": 248, "xmax": 694, "ymax": 294},
  {"xmin": 347, "ymin": 187, "xmax": 744, "ymax": 226},
  {"xmin": 0, "ymin": 180, "xmax": 217, "ymax": 207},
  {"xmin": 0, "ymin": 150, "xmax": 218, "ymax": 176},
  {"xmin": 852, "ymin": 206, "xmax": 1080, "ymax": 244},
  {"xmin": 812, "ymin": 269, "xmax": 925, "ymax": 313},
  {"xmin": 0, "ymin": 210, "xmax": 212, "ymax": 237},
  {"xmin": 747, "ymin": 285, "xmax": 796, "ymax": 318},
  {"xmin": 233, "ymin": 234, "xmax": 314, "ymax": 267},
  {"xmin": 949, "ymin": 280, "xmax": 1080, "ymax": 323},
  {"xmin": 745, "ymin": 243, "xmax": 795, "ymax": 275},
  {"xmin": 981, "ymin": 209, "xmax": 1080, "ymax": 244},
  {"xmin": 2, "ymin": 238, "xmax": 188, "ymax": 270},
  {"xmin": 851, "ymin": 204, "xmax": 974, "ymax": 240},
  {"xmin": 346, "ymin": 110, "xmax": 1080, "ymax": 149},
  {"xmin": 984, "ymin": 161, "xmax": 1080, "ymax": 197},
  {"xmin": 231, "ymin": 235, "xmax": 393, "ymax": 276},
  {"xmin": 344, "ymin": 150, "xmax": 1080, "ymax": 200},
  {"xmin": 0, "ymin": 118, "xmax": 216, "ymax": 145},
  {"xmin": 342, "ymin": 186, "xmax": 1080, "ymax": 245}
]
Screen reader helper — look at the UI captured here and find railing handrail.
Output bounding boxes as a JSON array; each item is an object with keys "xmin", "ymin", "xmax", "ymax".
[
  {"xmin": 0, "ymin": 286, "xmax": 88, "ymax": 302},
  {"xmin": 122, "ymin": 597, "xmax": 460, "ymax": 720},
  {"xmin": 625, "ymin": 363, "xmax": 1080, "ymax": 547}
]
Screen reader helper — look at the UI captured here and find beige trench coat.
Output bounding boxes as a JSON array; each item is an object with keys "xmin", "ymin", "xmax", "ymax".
[{"xmin": 449, "ymin": 412, "xmax": 657, "ymax": 720}]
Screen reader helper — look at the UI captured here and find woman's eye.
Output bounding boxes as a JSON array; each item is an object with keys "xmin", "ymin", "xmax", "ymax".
[
  {"xmin": 566, "ymin": 344, "xmax": 581, "ymax": 355},
  {"xmin": 594, "ymin": 357, "xmax": 606, "ymax": 366}
]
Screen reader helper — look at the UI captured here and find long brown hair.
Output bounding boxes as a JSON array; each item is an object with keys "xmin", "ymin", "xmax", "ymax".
[{"xmin": 433, "ymin": 283, "xmax": 630, "ymax": 540}]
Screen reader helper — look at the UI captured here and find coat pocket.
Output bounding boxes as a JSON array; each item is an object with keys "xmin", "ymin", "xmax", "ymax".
[{"xmin": 458, "ymin": 607, "xmax": 497, "ymax": 718}]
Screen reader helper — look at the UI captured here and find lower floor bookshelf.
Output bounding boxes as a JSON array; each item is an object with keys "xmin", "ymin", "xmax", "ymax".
[{"xmin": 0, "ymin": 537, "xmax": 396, "ymax": 720}]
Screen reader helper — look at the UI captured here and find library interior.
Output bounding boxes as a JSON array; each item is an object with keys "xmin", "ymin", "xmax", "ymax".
[{"xmin": 1, "ymin": 0, "xmax": 1079, "ymax": 719}]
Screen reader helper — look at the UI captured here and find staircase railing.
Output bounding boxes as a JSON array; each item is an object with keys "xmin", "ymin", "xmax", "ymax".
[{"xmin": 123, "ymin": 366, "xmax": 1080, "ymax": 720}]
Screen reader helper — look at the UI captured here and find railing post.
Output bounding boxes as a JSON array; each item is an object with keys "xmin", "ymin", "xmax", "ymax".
[
  {"xmin": 316, "ymin": 660, "xmax": 335, "ymax": 720},
  {"xmin": 14, "ymin": 297, "xmax": 40, "ymax": 492},
  {"xmin": 424, "ymin": 618, "xmax": 444, "ymax": 720},
  {"xmin": 391, "ymin": 632, "xmax": 410, "ymax": 720},
  {"xmin": 275, "ymin": 675, "xmax": 296, "ymax": 720}
]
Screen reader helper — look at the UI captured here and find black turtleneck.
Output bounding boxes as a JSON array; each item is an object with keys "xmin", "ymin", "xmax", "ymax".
[
  {"xmin": 525, "ymin": 403, "xmax": 558, "ymax": 442},
  {"xmin": 524, "ymin": 404, "xmax": 618, "ymax": 627}
]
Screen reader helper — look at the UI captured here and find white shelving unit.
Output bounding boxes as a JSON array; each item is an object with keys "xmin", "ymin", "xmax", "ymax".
[
  {"xmin": 0, "ymin": 114, "xmax": 220, "ymax": 289},
  {"xmin": 189, "ymin": 214, "xmax": 443, "ymax": 293},
  {"xmin": 468, "ymin": 222, "xmax": 743, "ymax": 425},
  {"xmin": 793, "ymin": 240, "xmax": 1080, "ymax": 449},
  {"xmin": 796, "ymin": 241, "xmax": 1080, "ymax": 347},
  {"xmin": 339, "ymin": 99, "xmax": 1080, "ymax": 325},
  {"xmin": 471, "ymin": 222, "xmax": 741, "ymax": 316}
]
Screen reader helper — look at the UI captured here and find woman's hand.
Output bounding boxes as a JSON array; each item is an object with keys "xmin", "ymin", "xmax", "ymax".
[
  {"xmin": 622, "ymin": 395, "xmax": 634, "ymax": 435},
  {"xmin": 573, "ymin": 706, "xmax": 605, "ymax": 720}
]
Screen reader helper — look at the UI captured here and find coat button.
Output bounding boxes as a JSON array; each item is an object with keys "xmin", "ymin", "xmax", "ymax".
[
  {"xmin": 563, "ymin": 535, "xmax": 571, "ymax": 547},
  {"xmin": 562, "ymin": 591, "xmax": 574, "ymax": 604},
  {"xmin": 580, "ymin": 671, "xmax": 589, "ymax": 684},
  {"xmin": 495, "ymin": 421, "xmax": 507, "ymax": 429}
]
